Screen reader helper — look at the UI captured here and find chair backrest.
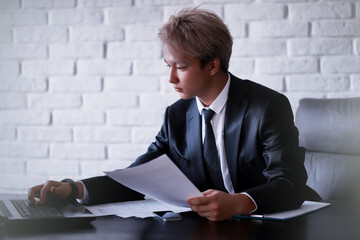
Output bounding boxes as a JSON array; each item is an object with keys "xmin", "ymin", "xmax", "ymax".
[{"xmin": 295, "ymin": 98, "xmax": 360, "ymax": 201}]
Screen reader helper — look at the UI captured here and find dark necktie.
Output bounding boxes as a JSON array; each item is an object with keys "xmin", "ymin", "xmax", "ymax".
[{"xmin": 202, "ymin": 109, "xmax": 225, "ymax": 191}]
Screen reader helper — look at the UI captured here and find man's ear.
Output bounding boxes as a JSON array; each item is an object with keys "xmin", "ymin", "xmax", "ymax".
[{"xmin": 208, "ymin": 58, "xmax": 221, "ymax": 76}]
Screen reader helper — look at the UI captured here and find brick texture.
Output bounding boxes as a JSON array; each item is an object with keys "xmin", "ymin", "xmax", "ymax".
[
  {"xmin": 289, "ymin": 2, "xmax": 352, "ymax": 20},
  {"xmin": 0, "ymin": 0, "xmax": 359, "ymax": 193}
]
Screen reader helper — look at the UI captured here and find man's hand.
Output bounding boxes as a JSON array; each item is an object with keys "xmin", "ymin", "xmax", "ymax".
[
  {"xmin": 187, "ymin": 189, "xmax": 256, "ymax": 221},
  {"xmin": 28, "ymin": 180, "xmax": 83, "ymax": 205}
]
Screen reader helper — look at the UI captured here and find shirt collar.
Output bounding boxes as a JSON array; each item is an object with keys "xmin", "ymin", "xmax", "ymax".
[{"xmin": 196, "ymin": 73, "xmax": 230, "ymax": 115}]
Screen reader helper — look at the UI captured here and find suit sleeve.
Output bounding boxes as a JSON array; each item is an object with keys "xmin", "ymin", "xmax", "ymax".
[
  {"xmin": 81, "ymin": 108, "xmax": 171, "ymax": 205},
  {"xmin": 245, "ymin": 94, "xmax": 307, "ymax": 213}
]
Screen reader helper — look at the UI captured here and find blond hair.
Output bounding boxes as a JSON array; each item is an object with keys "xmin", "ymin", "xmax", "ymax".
[{"xmin": 158, "ymin": 7, "xmax": 233, "ymax": 73}]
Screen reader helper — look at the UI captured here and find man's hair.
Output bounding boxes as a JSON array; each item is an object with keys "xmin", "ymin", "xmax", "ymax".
[{"xmin": 158, "ymin": 7, "xmax": 233, "ymax": 73}]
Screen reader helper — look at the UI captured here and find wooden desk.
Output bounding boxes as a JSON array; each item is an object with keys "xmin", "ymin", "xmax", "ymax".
[{"xmin": 1, "ymin": 194, "xmax": 359, "ymax": 240}]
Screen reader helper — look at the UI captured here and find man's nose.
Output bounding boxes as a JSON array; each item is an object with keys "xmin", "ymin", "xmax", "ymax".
[{"xmin": 168, "ymin": 67, "xmax": 178, "ymax": 84}]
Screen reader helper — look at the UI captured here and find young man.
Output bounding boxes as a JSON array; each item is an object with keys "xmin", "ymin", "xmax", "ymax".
[{"xmin": 28, "ymin": 8, "xmax": 319, "ymax": 221}]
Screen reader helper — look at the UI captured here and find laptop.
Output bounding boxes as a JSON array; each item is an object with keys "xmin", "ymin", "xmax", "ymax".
[{"xmin": 0, "ymin": 196, "xmax": 96, "ymax": 230}]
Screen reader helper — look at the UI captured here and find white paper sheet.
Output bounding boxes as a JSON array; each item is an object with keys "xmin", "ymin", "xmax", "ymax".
[
  {"xmin": 258, "ymin": 201, "xmax": 331, "ymax": 220},
  {"xmin": 234, "ymin": 201, "xmax": 331, "ymax": 220},
  {"xmin": 105, "ymin": 154, "xmax": 203, "ymax": 208},
  {"xmin": 85, "ymin": 199, "xmax": 190, "ymax": 218}
]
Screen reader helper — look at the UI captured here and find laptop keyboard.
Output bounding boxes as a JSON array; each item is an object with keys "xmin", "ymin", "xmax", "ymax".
[{"xmin": 11, "ymin": 200, "xmax": 63, "ymax": 218}]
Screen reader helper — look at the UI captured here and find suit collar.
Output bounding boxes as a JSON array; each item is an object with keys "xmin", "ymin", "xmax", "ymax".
[{"xmin": 224, "ymin": 73, "xmax": 249, "ymax": 192}]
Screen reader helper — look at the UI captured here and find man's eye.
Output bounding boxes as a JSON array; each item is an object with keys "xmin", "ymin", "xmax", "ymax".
[{"xmin": 165, "ymin": 64, "xmax": 185, "ymax": 70}]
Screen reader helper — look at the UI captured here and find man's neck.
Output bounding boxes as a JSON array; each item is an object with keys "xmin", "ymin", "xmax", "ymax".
[{"xmin": 198, "ymin": 71, "xmax": 228, "ymax": 107}]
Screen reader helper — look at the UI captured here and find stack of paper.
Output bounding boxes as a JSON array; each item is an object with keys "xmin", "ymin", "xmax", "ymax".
[{"xmin": 86, "ymin": 198, "xmax": 190, "ymax": 219}]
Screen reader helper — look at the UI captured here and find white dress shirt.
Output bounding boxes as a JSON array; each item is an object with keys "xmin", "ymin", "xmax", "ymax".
[
  {"xmin": 195, "ymin": 74, "xmax": 234, "ymax": 194},
  {"xmin": 196, "ymin": 74, "xmax": 257, "ymax": 211}
]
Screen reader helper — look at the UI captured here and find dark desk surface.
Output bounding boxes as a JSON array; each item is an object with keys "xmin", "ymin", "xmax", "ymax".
[{"xmin": 1, "ymin": 194, "xmax": 359, "ymax": 240}]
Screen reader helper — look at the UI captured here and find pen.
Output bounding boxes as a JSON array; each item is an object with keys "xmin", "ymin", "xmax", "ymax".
[{"xmin": 232, "ymin": 214, "xmax": 265, "ymax": 220}]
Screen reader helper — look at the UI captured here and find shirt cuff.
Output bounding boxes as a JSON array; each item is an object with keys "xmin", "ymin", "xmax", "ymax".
[
  {"xmin": 240, "ymin": 192, "xmax": 258, "ymax": 214},
  {"xmin": 76, "ymin": 181, "xmax": 89, "ymax": 204}
]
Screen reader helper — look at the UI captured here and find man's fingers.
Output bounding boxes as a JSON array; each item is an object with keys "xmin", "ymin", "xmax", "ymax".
[
  {"xmin": 195, "ymin": 209, "xmax": 212, "ymax": 217},
  {"xmin": 202, "ymin": 189, "xmax": 216, "ymax": 196},
  {"xmin": 39, "ymin": 180, "xmax": 61, "ymax": 204},
  {"xmin": 190, "ymin": 205, "xmax": 222, "ymax": 221},
  {"xmin": 190, "ymin": 204, "xmax": 212, "ymax": 214},
  {"xmin": 187, "ymin": 190, "xmax": 230, "ymax": 221},
  {"xmin": 39, "ymin": 187, "xmax": 49, "ymax": 204},
  {"xmin": 187, "ymin": 196, "xmax": 210, "ymax": 206},
  {"xmin": 27, "ymin": 187, "xmax": 34, "ymax": 203},
  {"xmin": 189, "ymin": 192, "xmax": 217, "ymax": 205},
  {"xmin": 28, "ymin": 180, "xmax": 68, "ymax": 205},
  {"xmin": 28, "ymin": 184, "xmax": 43, "ymax": 203},
  {"xmin": 188, "ymin": 196, "xmax": 216, "ymax": 214},
  {"xmin": 50, "ymin": 186, "xmax": 57, "ymax": 193}
]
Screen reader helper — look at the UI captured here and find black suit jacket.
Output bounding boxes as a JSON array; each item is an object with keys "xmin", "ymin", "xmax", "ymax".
[{"xmin": 82, "ymin": 74, "xmax": 319, "ymax": 214}]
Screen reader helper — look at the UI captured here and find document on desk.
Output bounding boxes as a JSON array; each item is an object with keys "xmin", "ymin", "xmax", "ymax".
[
  {"xmin": 85, "ymin": 199, "xmax": 190, "ymax": 218},
  {"xmin": 104, "ymin": 154, "xmax": 203, "ymax": 208},
  {"xmin": 234, "ymin": 201, "xmax": 331, "ymax": 221}
]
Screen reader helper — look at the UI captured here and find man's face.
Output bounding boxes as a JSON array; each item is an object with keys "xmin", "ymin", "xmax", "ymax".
[{"xmin": 163, "ymin": 47, "xmax": 211, "ymax": 100}]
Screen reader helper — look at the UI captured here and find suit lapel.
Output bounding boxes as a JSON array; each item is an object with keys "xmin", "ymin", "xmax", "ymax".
[
  {"xmin": 186, "ymin": 100, "xmax": 208, "ymax": 189},
  {"xmin": 224, "ymin": 74, "xmax": 249, "ymax": 192}
]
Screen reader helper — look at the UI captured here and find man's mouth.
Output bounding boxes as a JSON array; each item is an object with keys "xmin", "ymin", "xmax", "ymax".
[{"xmin": 174, "ymin": 87, "xmax": 182, "ymax": 92}]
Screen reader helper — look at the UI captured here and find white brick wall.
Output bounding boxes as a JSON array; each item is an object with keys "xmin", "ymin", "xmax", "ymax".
[
  {"xmin": 225, "ymin": 3, "xmax": 286, "ymax": 20},
  {"xmin": 0, "ymin": 0, "xmax": 359, "ymax": 193},
  {"xmin": 18, "ymin": 126, "xmax": 72, "ymax": 142},
  {"xmin": 52, "ymin": 110, "xmax": 105, "ymax": 125},
  {"xmin": 14, "ymin": 26, "xmax": 68, "ymax": 43},
  {"xmin": 289, "ymin": 2, "xmax": 352, "ymax": 20},
  {"xmin": 77, "ymin": 59, "xmax": 131, "ymax": 75},
  {"xmin": 22, "ymin": 60, "xmax": 75, "ymax": 76}
]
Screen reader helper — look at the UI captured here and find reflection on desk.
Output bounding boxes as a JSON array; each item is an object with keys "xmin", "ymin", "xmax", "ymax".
[{"xmin": 1, "ymin": 194, "xmax": 360, "ymax": 240}]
